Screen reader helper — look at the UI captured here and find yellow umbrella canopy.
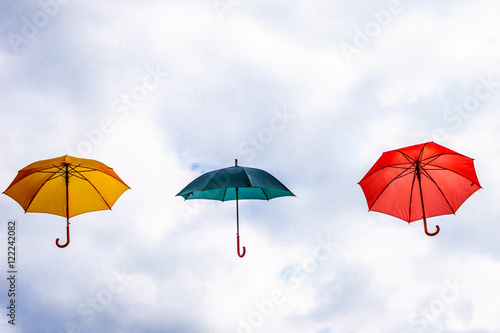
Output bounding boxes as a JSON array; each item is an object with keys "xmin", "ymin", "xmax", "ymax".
[{"xmin": 3, "ymin": 155, "xmax": 130, "ymax": 248}]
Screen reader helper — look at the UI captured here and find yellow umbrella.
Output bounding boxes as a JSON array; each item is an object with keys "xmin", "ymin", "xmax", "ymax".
[{"xmin": 3, "ymin": 155, "xmax": 130, "ymax": 248}]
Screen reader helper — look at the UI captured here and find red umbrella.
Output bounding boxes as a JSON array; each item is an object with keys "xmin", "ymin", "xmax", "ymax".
[{"xmin": 358, "ymin": 142, "xmax": 481, "ymax": 236}]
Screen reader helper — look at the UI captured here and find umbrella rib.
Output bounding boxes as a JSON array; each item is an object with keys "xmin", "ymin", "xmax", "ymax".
[
  {"xmin": 36, "ymin": 164, "xmax": 67, "ymax": 179},
  {"xmin": 29, "ymin": 163, "xmax": 66, "ymax": 174},
  {"xmin": 222, "ymin": 187, "xmax": 228, "ymax": 202},
  {"xmin": 358, "ymin": 163, "xmax": 413, "ymax": 183},
  {"xmin": 363, "ymin": 151, "xmax": 418, "ymax": 210},
  {"xmin": 202, "ymin": 169, "xmax": 227, "ymax": 201},
  {"xmin": 393, "ymin": 166, "xmax": 416, "ymax": 178},
  {"xmin": 66, "ymin": 164, "xmax": 93, "ymax": 181},
  {"xmin": 420, "ymin": 154, "xmax": 442, "ymax": 166},
  {"xmin": 37, "ymin": 165, "xmax": 94, "ymax": 176},
  {"xmin": 73, "ymin": 168, "xmax": 113, "ymax": 210},
  {"xmin": 420, "ymin": 167, "xmax": 456, "ymax": 214},
  {"xmin": 68, "ymin": 165, "xmax": 98, "ymax": 180},
  {"xmin": 23, "ymin": 169, "xmax": 61, "ymax": 213},
  {"xmin": 396, "ymin": 150, "xmax": 417, "ymax": 164},
  {"xmin": 261, "ymin": 188, "xmax": 270, "ymax": 201},
  {"xmin": 198, "ymin": 170, "xmax": 219, "ymax": 192},
  {"xmin": 421, "ymin": 152, "xmax": 471, "ymax": 163},
  {"xmin": 24, "ymin": 163, "xmax": 74, "ymax": 212},
  {"xmin": 388, "ymin": 165, "xmax": 415, "ymax": 170},
  {"xmin": 367, "ymin": 165, "xmax": 415, "ymax": 211},
  {"xmin": 421, "ymin": 162, "xmax": 481, "ymax": 187},
  {"xmin": 419, "ymin": 152, "xmax": 479, "ymax": 184},
  {"xmin": 417, "ymin": 143, "xmax": 428, "ymax": 161},
  {"xmin": 40, "ymin": 164, "xmax": 89, "ymax": 181},
  {"xmin": 359, "ymin": 149, "xmax": 417, "ymax": 183}
]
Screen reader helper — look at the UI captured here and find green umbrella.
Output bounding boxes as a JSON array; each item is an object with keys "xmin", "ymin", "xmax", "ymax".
[{"xmin": 177, "ymin": 159, "xmax": 295, "ymax": 257}]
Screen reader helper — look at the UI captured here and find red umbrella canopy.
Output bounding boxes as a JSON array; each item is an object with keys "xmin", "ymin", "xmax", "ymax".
[{"xmin": 359, "ymin": 142, "xmax": 481, "ymax": 236}]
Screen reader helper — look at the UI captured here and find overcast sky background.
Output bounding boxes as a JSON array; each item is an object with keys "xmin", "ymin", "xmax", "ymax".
[{"xmin": 1, "ymin": 0, "xmax": 500, "ymax": 332}]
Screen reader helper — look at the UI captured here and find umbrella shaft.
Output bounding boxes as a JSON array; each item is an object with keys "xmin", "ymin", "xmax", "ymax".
[
  {"xmin": 236, "ymin": 187, "xmax": 239, "ymax": 235},
  {"xmin": 65, "ymin": 163, "xmax": 70, "ymax": 218},
  {"xmin": 416, "ymin": 160, "xmax": 440, "ymax": 236},
  {"xmin": 415, "ymin": 162, "xmax": 427, "ymax": 221}
]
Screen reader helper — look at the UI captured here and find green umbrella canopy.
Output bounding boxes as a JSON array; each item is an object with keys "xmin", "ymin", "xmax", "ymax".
[
  {"xmin": 176, "ymin": 159, "xmax": 295, "ymax": 258},
  {"xmin": 176, "ymin": 161, "xmax": 295, "ymax": 201}
]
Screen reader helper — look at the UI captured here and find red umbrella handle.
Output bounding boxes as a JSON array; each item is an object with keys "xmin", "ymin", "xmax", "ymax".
[
  {"xmin": 56, "ymin": 218, "xmax": 70, "ymax": 248},
  {"xmin": 237, "ymin": 235, "xmax": 246, "ymax": 257},
  {"xmin": 423, "ymin": 217, "xmax": 440, "ymax": 236}
]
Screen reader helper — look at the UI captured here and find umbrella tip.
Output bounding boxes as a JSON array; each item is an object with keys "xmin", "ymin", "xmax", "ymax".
[{"xmin": 235, "ymin": 159, "xmax": 238, "ymax": 166}]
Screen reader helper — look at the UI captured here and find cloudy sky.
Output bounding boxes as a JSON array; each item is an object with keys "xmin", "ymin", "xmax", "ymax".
[{"xmin": 1, "ymin": 0, "xmax": 500, "ymax": 332}]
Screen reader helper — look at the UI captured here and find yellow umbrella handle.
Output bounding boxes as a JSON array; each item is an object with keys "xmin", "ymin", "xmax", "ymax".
[{"xmin": 55, "ymin": 218, "xmax": 70, "ymax": 248}]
